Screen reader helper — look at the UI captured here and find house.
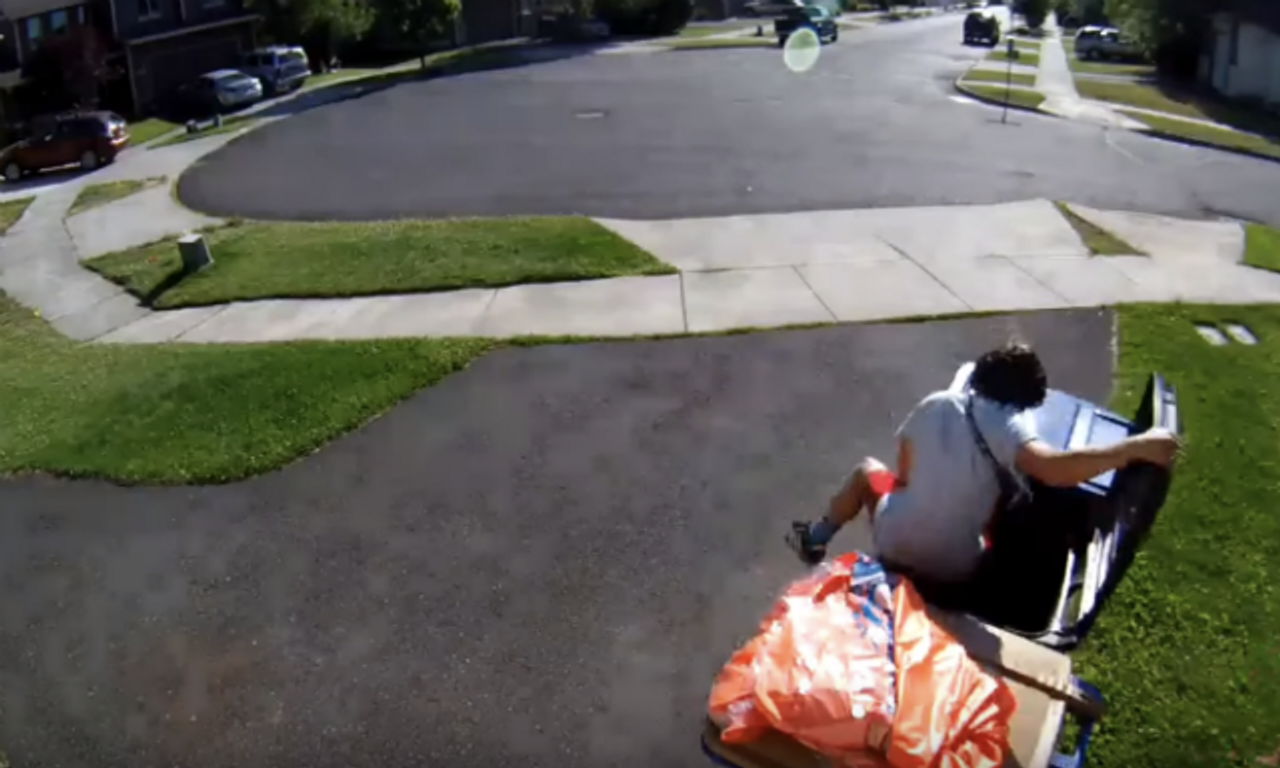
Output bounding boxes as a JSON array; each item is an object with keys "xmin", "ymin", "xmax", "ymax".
[
  {"xmin": 106, "ymin": 0, "xmax": 259, "ymax": 112},
  {"xmin": 1200, "ymin": 0, "xmax": 1280, "ymax": 109},
  {"xmin": 0, "ymin": 0, "xmax": 110, "ymax": 136}
]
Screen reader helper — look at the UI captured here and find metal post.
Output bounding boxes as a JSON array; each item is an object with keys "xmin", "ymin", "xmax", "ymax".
[{"xmin": 1002, "ymin": 36, "xmax": 1017, "ymax": 125}]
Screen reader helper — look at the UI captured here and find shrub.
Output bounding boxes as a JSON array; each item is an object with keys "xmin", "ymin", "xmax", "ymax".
[{"xmin": 594, "ymin": 0, "xmax": 692, "ymax": 35}]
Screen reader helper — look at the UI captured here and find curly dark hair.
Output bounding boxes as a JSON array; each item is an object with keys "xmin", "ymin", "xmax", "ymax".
[{"xmin": 970, "ymin": 342, "xmax": 1047, "ymax": 410}]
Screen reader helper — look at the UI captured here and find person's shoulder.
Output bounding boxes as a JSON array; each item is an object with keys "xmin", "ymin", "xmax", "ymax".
[{"xmin": 914, "ymin": 389, "xmax": 965, "ymax": 414}]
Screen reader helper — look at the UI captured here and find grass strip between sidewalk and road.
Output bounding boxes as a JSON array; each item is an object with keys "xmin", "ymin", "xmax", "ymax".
[
  {"xmin": 1121, "ymin": 110, "xmax": 1280, "ymax": 163},
  {"xmin": 1076, "ymin": 80, "xmax": 1280, "ymax": 139},
  {"xmin": 1075, "ymin": 302, "xmax": 1280, "ymax": 768},
  {"xmin": 962, "ymin": 70, "xmax": 1038, "ymax": 88},
  {"xmin": 85, "ymin": 217, "xmax": 675, "ymax": 309},
  {"xmin": 152, "ymin": 116, "xmax": 259, "ymax": 148},
  {"xmin": 955, "ymin": 81, "xmax": 1047, "ymax": 111},
  {"xmin": 69, "ymin": 177, "xmax": 166, "ymax": 217},
  {"xmin": 1243, "ymin": 224, "xmax": 1280, "ymax": 273},
  {"xmin": 127, "ymin": 117, "xmax": 180, "ymax": 145},
  {"xmin": 667, "ymin": 36, "xmax": 774, "ymax": 49},
  {"xmin": 0, "ymin": 196, "xmax": 33, "ymax": 233},
  {"xmin": 675, "ymin": 23, "xmax": 758, "ymax": 38},
  {"xmin": 0, "ymin": 292, "xmax": 494, "ymax": 484},
  {"xmin": 1054, "ymin": 202, "xmax": 1144, "ymax": 255}
]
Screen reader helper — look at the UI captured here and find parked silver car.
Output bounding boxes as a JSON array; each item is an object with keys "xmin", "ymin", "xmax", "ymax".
[
  {"xmin": 1074, "ymin": 25, "xmax": 1143, "ymax": 61},
  {"xmin": 241, "ymin": 46, "xmax": 311, "ymax": 96},
  {"xmin": 172, "ymin": 69, "xmax": 264, "ymax": 118}
]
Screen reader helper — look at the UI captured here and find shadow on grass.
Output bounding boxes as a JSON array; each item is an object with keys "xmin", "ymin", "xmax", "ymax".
[{"xmin": 1150, "ymin": 79, "xmax": 1280, "ymax": 148}]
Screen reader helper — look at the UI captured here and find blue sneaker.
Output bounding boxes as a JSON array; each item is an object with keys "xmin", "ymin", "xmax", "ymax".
[{"xmin": 786, "ymin": 521, "xmax": 826, "ymax": 566}]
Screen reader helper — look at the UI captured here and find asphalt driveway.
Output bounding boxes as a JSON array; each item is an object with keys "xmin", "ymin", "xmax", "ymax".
[
  {"xmin": 177, "ymin": 18, "xmax": 1280, "ymax": 227},
  {"xmin": 0, "ymin": 310, "xmax": 1114, "ymax": 768}
]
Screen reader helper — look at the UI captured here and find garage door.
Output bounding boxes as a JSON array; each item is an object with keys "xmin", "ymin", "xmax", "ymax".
[{"xmin": 136, "ymin": 38, "xmax": 241, "ymax": 107}]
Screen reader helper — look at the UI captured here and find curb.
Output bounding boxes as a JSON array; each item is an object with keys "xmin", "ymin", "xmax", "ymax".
[{"xmin": 1131, "ymin": 125, "xmax": 1280, "ymax": 167}]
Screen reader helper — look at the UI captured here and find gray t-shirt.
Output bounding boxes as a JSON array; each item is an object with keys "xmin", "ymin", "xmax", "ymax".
[{"xmin": 873, "ymin": 389, "xmax": 1038, "ymax": 582}]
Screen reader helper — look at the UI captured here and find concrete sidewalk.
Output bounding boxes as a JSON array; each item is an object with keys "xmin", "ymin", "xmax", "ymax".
[
  {"xmin": 1, "ymin": 118, "xmax": 1276, "ymax": 346},
  {"xmin": 64, "ymin": 199, "xmax": 1280, "ymax": 345}
]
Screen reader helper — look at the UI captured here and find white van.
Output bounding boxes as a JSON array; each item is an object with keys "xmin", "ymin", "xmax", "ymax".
[{"xmin": 241, "ymin": 46, "xmax": 311, "ymax": 96}]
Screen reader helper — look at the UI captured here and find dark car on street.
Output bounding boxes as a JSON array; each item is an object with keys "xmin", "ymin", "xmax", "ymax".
[
  {"xmin": 963, "ymin": 9, "xmax": 1000, "ymax": 46},
  {"xmin": 0, "ymin": 111, "xmax": 129, "ymax": 182},
  {"xmin": 775, "ymin": 4, "xmax": 839, "ymax": 45}
]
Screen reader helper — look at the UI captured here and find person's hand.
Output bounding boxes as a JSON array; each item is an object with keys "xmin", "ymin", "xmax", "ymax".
[{"xmin": 1124, "ymin": 428, "xmax": 1181, "ymax": 467}]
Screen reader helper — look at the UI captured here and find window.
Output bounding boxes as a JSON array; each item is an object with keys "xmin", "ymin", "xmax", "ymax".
[
  {"xmin": 138, "ymin": 0, "xmax": 160, "ymax": 20},
  {"xmin": 25, "ymin": 16, "xmax": 42, "ymax": 47},
  {"xmin": 76, "ymin": 5, "xmax": 85, "ymax": 24},
  {"xmin": 49, "ymin": 9, "xmax": 68, "ymax": 35}
]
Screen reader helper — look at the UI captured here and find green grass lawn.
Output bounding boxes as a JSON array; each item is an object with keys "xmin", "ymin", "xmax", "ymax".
[
  {"xmin": 127, "ymin": 117, "xmax": 179, "ymax": 145},
  {"xmin": 85, "ymin": 217, "xmax": 675, "ymax": 308},
  {"xmin": 1054, "ymin": 202, "xmax": 1144, "ymax": 255},
  {"xmin": 1243, "ymin": 224, "xmax": 1280, "ymax": 272},
  {"xmin": 1069, "ymin": 58, "xmax": 1156, "ymax": 77},
  {"xmin": 151, "ymin": 116, "xmax": 258, "ymax": 148},
  {"xmin": 1077, "ymin": 80, "xmax": 1280, "ymax": 137},
  {"xmin": 675, "ymin": 23, "xmax": 757, "ymax": 38},
  {"xmin": 1076, "ymin": 302, "xmax": 1280, "ymax": 767},
  {"xmin": 301, "ymin": 67, "xmax": 382, "ymax": 91},
  {"xmin": 0, "ymin": 292, "xmax": 492, "ymax": 484},
  {"xmin": 956, "ymin": 82, "xmax": 1047, "ymax": 111},
  {"xmin": 987, "ymin": 49, "xmax": 1040, "ymax": 67},
  {"xmin": 667, "ymin": 36, "xmax": 774, "ymax": 49},
  {"xmin": 68, "ymin": 177, "xmax": 165, "ymax": 217},
  {"xmin": 1123, "ymin": 110, "xmax": 1280, "ymax": 163},
  {"xmin": 0, "ymin": 196, "xmax": 33, "ymax": 233},
  {"xmin": 962, "ymin": 69, "xmax": 1038, "ymax": 87}
]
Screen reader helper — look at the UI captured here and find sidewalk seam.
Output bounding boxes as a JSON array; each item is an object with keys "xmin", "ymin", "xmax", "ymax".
[
  {"xmin": 1000, "ymin": 255, "xmax": 1073, "ymax": 304},
  {"xmin": 678, "ymin": 272, "xmax": 690, "ymax": 332},
  {"xmin": 874, "ymin": 235, "xmax": 974, "ymax": 311},
  {"xmin": 172, "ymin": 305, "xmax": 231, "ymax": 342},
  {"xmin": 790, "ymin": 265, "xmax": 838, "ymax": 322}
]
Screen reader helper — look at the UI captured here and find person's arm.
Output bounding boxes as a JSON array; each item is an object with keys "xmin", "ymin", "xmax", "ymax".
[
  {"xmin": 1015, "ymin": 428, "xmax": 1180, "ymax": 488},
  {"xmin": 1015, "ymin": 440, "xmax": 1134, "ymax": 488}
]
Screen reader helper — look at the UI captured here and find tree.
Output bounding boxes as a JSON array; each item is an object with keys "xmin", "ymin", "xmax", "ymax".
[
  {"xmin": 247, "ymin": 0, "xmax": 377, "ymax": 65},
  {"xmin": 21, "ymin": 26, "xmax": 112, "ymax": 112},
  {"xmin": 1019, "ymin": 0, "xmax": 1049, "ymax": 28},
  {"xmin": 373, "ymin": 0, "xmax": 461, "ymax": 69},
  {"xmin": 1104, "ymin": 0, "xmax": 1210, "ymax": 77}
]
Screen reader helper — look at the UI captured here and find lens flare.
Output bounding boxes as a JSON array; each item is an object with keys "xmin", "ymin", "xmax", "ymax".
[{"xmin": 782, "ymin": 27, "xmax": 822, "ymax": 73}]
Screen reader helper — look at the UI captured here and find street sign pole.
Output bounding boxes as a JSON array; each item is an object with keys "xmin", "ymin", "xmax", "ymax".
[{"xmin": 1002, "ymin": 37, "xmax": 1018, "ymax": 125}]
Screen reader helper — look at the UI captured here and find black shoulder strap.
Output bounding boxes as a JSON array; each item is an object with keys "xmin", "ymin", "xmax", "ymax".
[{"xmin": 964, "ymin": 395, "xmax": 1028, "ymax": 501}]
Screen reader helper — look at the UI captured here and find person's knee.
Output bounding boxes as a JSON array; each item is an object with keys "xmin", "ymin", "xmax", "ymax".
[{"xmin": 853, "ymin": 457, "xmax": 888, "ymax": 486}]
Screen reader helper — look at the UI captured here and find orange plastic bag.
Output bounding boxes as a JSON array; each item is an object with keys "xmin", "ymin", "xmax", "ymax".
[{"xmin": 708, "ymin": 553, "xmax": 1017, "ymax": 768}]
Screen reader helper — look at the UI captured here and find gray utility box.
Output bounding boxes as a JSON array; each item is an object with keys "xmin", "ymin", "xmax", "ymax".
[{"xmin": 906, "ymin": 363, "xmax": 1180, "ymax": 652}]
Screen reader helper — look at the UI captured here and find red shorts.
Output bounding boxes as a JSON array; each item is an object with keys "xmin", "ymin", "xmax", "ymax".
[{"xmin": 867, "ymin": 468, "xmax": 898, "ymax": 499}]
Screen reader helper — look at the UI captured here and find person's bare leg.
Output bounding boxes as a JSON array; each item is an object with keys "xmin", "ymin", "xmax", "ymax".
[
  {"xmin": 827, "ymin": 457, "xmax": 888, "ymax": 528},
  {"xmin": 788, "ymin": 458, "xmax": 887, "ymax": 564}
]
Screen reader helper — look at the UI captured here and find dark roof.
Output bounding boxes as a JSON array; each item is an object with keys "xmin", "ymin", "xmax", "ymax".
[{"xmin": 1231, "ymin": 0, "xmax": 1280, "ymax": 35}]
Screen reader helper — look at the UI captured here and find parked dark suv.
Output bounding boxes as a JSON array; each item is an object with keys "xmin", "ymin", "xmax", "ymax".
[
  {"xmin": 1, "ymin": 111, "xmax": 129, "ymax": 182},
  {"xmin": 963, "ymin": 9, "xmax": 1000, "ymax": 46}
]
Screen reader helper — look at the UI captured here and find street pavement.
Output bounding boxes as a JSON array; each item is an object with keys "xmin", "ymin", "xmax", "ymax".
[
  {"xmin": 177, "ymin": 15, "xmax": 1280, "ymax": 228},
  {"xmin": 0, "ymin": 310, "xmax": 1114, "ymax": 768}
]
